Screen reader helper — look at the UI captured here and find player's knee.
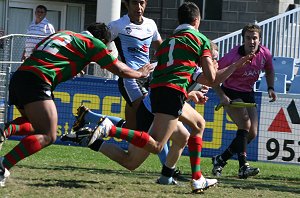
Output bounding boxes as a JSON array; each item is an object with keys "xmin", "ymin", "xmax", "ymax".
[
  {"xmin": 248, "ymin": 129, "xmax": 257, "ymax": 142},
  {"xmin": 190, "ymin": 119, "xmax": 205, "ymax": 136},
  {"xmin": 237, "ymin": 119, "xmax": 251, "ymax": 131},
  {"xmin": 178, "ymin": 137, "xmax": 189, "ymax": 148},
  {"xmin": 196, "ymin": 119, "xmax": 205, "ymax": 131},
  {"xmin": 175, "ymin": 131, "xmax": 190, "ymax": 148},
  {"xmin": 44, "ymin": 133, "xmax": 57, "ymax": 145},
  {"xmin": 182, "ymin": 132, "xmax": 190, "ymax": 146},
  {"xmin": 124, "ymin": 162, "xmax": 139, "ymax": 171}
]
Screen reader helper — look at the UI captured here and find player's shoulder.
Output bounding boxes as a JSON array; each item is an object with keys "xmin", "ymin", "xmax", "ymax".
[
  {"xmin": 142, "ymin": 16, "xmax": 157, "ymax": 25},
  {"xmin": 228, "ymin": 45, "xmax": 240, "ymax": 53},
  {"xmin": 108, "ymin": 15, "xmax": 130, "ymax": 27},
  {"xmin": 259, "ymin": 45, "xmax": 271, "ymax": 54}
]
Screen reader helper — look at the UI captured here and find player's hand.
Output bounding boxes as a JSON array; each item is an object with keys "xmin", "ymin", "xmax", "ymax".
[
  {"xmin": 137, "ymin": 63, "xmax": 154, "ymax": 78},
  {"xmin": 200, "ymin": 85, "xmax": 210, "ymax": 94},
  {"xmin": 188, "ymin": 91, "xmax": 208, "ymax": 104},
  {"xmin": 234, "ymin": 54, "xmax": 255, "ymax": 68},
  {"xmin": 268, "ymin": 89, "xmax": 276, "ymax": 102},
  {"xmin": 219, "ymin": 95, "xmax": 231, "ymax": 107}
]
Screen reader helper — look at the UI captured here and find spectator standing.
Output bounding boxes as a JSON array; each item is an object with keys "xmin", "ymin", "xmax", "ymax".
[{"xmin": 22, "ymin": 5, "xmax": 55, "ymax": 61}]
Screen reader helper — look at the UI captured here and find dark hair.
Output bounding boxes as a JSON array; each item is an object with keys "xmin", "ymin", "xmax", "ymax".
[
  {"xmin": 124, "ymin": 0, "xmax": 148, "ymax": 3},
  {"xmin": 36, "ymin": 5, "xmax": 47, "ymax": 12},
  {"xmin": 87, "ymin": 22, "xmax": 111, "ymax": 44},
  {"xmin": 242, "ymin": 24, "xmax": 262, "ymax": 39},
  {"xmin": 178, "ymin": 2, "xmax": 201, "ymax": 25}
]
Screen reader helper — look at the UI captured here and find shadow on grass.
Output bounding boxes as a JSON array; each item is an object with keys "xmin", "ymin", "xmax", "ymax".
[
  {"xmin": 28, "ymin": 179, "xmax": 96, "ymax": 188},
  {"xmin": 16, "ymin": 164, "xmax": 300, "ymax": 195},
  {"xmin": 218, "ymin": 176, "xmax": 300, "ymax": 195},
  {"xmin": 16, "ymin": 165, "xmax": 191, "ymax": 195}
]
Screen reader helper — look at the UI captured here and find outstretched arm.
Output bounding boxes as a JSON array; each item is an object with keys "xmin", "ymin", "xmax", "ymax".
[
  {"xmin": 106, "ymin": 60, "xmax": 154, "ymax": 79},
  {"xmin": 196, "ymin": 54, "xmax": 254, "ymax": 87}
]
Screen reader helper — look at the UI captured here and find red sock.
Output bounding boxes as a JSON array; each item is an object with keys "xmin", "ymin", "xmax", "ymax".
[
  {"xmin": 4, "ymin": 117, "xmax": 33, "ymax": 137},
  {"xmin": 188, "ymin": 136, "xmax": 203, "ymax": 180},
  {"xmin": 109, "ymin": 126, "xmax": 150, "ymax": 148},
  {"xmin": 3, "ymin": 135, "xmax": 42, "ymax": 170}
]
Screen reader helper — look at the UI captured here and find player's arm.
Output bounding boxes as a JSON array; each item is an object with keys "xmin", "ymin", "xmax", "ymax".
[
  {"xmin": 195, "ymin": 54, "xmax": 253, "ymax": 87},
  {"xmin": 264, "ymin": 68, "xmax": 276, "ymax": 102},
  {"xmin": 213, "ymin": 84, "xmax": 231, "ymax": 106},
  {"xmin": 105, "ymin": 59, "xmax": 154, "ymax": 79},
  {"xmin": 200, "ymin": 56, "xmax": 216, "ymax": 85},
  {"xmin": 151, "ymin": 39, "xmax": 162, "ymax": 51},
  {"xmin": 211, "ymin": 54, "xmax": 254, "ymax": 86}
]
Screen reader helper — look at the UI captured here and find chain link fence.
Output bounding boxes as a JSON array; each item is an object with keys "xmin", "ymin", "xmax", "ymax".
[{"xmin": 0, "ymin": 34, "xmax": 116, "ymax": 126}]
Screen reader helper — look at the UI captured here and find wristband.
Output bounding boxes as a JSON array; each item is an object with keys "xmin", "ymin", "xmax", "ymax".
[
  {"xmin": 192, "ymin": 67, "xmax": 203, "ymax": 81},
  {"xmin": 268, "ymin": 86, "xmax": 274, "ymax": 91}
]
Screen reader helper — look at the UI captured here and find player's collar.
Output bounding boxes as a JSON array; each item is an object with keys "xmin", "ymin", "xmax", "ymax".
[
  {"xmin": 126, "ymin": 14, "xmax": 144, "ymax": 25},
  {"xmin": 81, "ymin": 31, "xmax": 93, "ymax": 37},
  {"xmin": 173, "ymin": 24, "xmax": 198, "ymax": 33},
  {"xmin": 238, "ymin": 45, "xmax": 261, "ymax": 55}
]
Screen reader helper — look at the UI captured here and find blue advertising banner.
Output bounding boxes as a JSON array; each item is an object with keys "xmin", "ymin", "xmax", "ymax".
[{"xmin": 7, "ymin": 76, "xmax": 261, "ymax": 161}]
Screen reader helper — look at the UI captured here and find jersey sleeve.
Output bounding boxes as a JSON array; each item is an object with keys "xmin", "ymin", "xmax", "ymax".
[
  {"xmin": 90, "ymin": 38, "xmax": 117, "ymax": 68},
  {"xmin": 262, "ymin": 46, "xmax": 274, "ymax": 71},
  {"xmin": 46, "ymin": 23, "xmax": 56, "ymax": 34},
  {"xmin": 200, "ymin": 37, "xmax": 212, "ymax": 58},
  {"xmin": 150, "ymin": 20, "xmax": 161, "ymax": 42},
  {"xmin": 107, "ymin": 21, "xmax": 118, "ymax": 42}
]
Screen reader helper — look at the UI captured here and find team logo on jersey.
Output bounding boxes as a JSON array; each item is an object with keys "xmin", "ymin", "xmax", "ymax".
[
  {"xmin": 125, "ymin": 27, "xmax": 132, "ymax": 34},
  {"xmin": 242, "ymin": 69, "xmax": 261, "ymax": 77},
  {"xmin": 128, "ymin": 44, "xmax": 149, "ymax": 53}
]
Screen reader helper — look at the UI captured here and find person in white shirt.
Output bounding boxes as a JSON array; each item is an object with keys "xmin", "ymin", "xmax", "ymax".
[{"xmin": 21, "ymin": 5, "xmax": 55, "ymax": 61}]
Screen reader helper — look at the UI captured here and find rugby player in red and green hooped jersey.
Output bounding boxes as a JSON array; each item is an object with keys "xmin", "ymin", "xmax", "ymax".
[
  {"xmin": 148, "ymin": 2, "xmax": 217, "ymax": 192},
  {"xmin": 0, "ymin": 22, "xmax": 153, "ymax": 187}
]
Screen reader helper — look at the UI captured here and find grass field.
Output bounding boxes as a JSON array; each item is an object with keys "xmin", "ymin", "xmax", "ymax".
[{"xmin": 0, "ymin": 140, "xmax": 299, "ymax": 198}]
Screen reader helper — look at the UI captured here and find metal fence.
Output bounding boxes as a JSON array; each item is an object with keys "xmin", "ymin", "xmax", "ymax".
[
  {"xmin": 0, "ymin": 34, "xmax": 116, "ymax": 76},
  {"xmin": 0, "ymin": 34, "xmax": 115, "ymax": 125},
  {"xmin": 213, "ymin": 7, "xmax": 300, "ymax": 60}
]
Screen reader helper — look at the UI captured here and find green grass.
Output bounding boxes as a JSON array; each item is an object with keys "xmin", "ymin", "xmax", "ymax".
[{"xmin": 0, "ymin": 140, "xmax": 299, "ymax": 198}]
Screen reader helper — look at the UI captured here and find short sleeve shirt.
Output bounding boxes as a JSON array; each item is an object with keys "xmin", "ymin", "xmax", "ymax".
[
  {"xmin": 24, "ymin": 18, "xmax": 55, "ymax": 58},
  {"xmin": 218, "ymin": 45, "xmax": 273, "ymax": 92},
  {"xmin": 108, "ymin": 14, "xmax": 161, "ymax": 70}
]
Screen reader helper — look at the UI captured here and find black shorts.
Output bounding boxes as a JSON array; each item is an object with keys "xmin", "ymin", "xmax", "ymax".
[
  {"xmin": 9, "ymin": 71, "xmax": 53, "ymax": 109},
  {"xmin": 136, "ymin": 101, "xmax": 154, "ymax": 131},
  {"xmin": 221, "ymin": 85, "xmax": 255, "ymax": 103},
  {"xmin": 150, "ymin": 87, "xmax": 185, "ymax": 117}
]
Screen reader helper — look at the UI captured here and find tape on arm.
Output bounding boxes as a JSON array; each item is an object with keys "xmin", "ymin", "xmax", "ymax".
[{"xmin": 192, "ymin": 67, "xmax": 203, "ymax": 81}]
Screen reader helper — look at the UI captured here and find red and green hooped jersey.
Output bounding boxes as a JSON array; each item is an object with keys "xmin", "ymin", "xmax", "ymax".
[
  {"xmin": 150, "ymin": 28, "xmax": 211, "ymax": 97},
  {"xmin": 18, "ymin": 31, "xmax": 117, "ymax": 89}
]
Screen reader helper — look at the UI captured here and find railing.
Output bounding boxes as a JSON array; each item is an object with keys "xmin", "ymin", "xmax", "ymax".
[
  {"xmin": 0, "ymin": 34, "xmax": 115, "ymax": 77},
  {"xmin": 0, "ymin": 34, "xmax": 115, "ymax": 125},
  {"xmin": 213, "ymin": 7, "xmax": 300, "ymax": 60}
]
